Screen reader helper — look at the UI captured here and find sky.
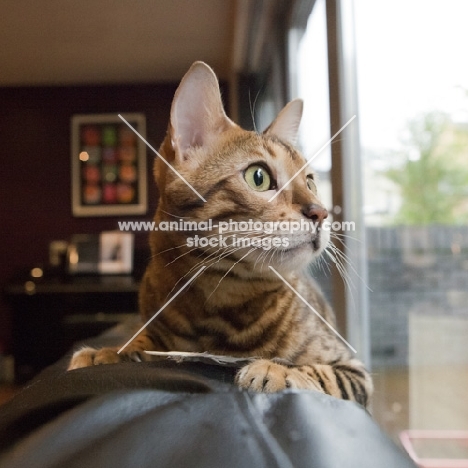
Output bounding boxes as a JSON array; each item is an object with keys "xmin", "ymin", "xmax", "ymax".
[
  {"xmin": 296, "ymin": 0, "xmax": 468, "ymax": 164},
  {"xmin": 355, "ymin": 0, "xmax": 468, "ymax": 150}
]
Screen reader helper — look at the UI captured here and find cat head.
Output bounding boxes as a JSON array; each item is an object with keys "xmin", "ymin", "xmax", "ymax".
[{"xmin": 154, "ymin": 61, "xmax": 330, "ymax": 272}]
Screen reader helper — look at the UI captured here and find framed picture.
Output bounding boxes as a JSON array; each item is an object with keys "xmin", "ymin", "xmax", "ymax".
[
  {"xmin": 71, "ymin": 113, "xmax": 147, "ymax": 217},
  {"xmin": 99, "ymin": 231, "xmax": 134, "ymax": 274},
  {"xmin": 67, "ymin": 232, "xmax": 134, "ymax": 275}
]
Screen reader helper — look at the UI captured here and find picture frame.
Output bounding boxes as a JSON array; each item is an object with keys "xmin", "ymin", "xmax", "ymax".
[
  {"xmin": 71, "ymin": 113, "xmax": 147, "ymax": 217},
  {"xmin": 67, "ymin": 232, "xmax": 134, "ymax": 275},
  {"xmin": 99, "ymin": 231, "xmax": 134, "ymax": 274}
]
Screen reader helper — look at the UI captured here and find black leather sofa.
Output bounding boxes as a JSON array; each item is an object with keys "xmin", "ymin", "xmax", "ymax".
[{"xmin": 0, "ymin": 332, "xmax": 416, "ymax": 468}]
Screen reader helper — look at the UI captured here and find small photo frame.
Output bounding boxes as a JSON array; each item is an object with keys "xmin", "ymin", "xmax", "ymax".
[
  {"xmin": 71, "ymin": 113, "xmax": 147, "ymax": 217},
  {"xmin": 67, "ymin": 232, "xmax": 134, "ymax": 275},
  {"xmin": 99, "ymin": 231, "xmax": 134, "ymax": 275}
]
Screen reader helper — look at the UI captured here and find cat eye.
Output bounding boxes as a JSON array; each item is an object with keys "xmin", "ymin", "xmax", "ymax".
[
  {"xmin": 306, "ymin": 174, "xmax": 317, "ymax": 193},
  {"xmin": 244, "ymin": 165, "xmax": 274, "ymax": 192}
]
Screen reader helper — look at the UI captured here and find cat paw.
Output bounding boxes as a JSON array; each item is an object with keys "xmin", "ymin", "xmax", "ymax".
[
  {"xmin": 67, "ymin": 347, "xmax": 122, "ymax": 370},
  {"xmin": 236, "ymin": 359, "xmax": 324, "ymax": 393}
]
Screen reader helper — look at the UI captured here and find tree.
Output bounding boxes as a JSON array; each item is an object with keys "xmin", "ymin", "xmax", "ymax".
[{"xmin": 385, "ymin": 112, "xmax": 468, "ymax": 225}]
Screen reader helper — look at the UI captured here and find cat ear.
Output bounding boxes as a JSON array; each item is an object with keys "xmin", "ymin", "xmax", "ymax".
[
  {"xmin": 264, "ymin": 99, "xmax": 303, "ymax": 146},
  {"xmin": 170, "ymin": 61, "xmax": 235, "ymax": 161}
]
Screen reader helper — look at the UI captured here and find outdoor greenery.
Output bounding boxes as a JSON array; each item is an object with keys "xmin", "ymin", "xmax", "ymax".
[{"xmin": 385, "ymin": 112, "xmax": 468, "ymax": 225}]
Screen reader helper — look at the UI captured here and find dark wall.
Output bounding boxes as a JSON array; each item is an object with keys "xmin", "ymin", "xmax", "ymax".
[{"xmin": 0, "ymin": 83, "xmax": 180, "ymax": 351}]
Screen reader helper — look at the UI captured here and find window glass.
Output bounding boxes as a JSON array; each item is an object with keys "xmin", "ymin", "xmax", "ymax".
[
  {"xmin": 294, "ymin": 0, "xmax": 468, "ymax": 446},
  {"xmin": 355, "ymin": 0, "xmax": 468, "ymax": 442},
  {"xmin": 292, "ymin": 0, "xmax": 332, "ymax": 210},
  {"xmin": 291, "ymin": 0, "xmax": 335, "ymax": 303}
]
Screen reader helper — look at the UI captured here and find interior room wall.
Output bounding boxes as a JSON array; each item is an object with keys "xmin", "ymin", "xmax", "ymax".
[{"xmin": 0, "ymin": 83, "xmax": 178, "ymax": 351}]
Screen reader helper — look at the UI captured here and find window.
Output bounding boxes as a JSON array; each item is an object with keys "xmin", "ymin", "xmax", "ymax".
[
  {"xmin": 293, "ymin": 0, "xmax": 468, "ymax": 448},
  {"xmin": 355, "ymin": 0, "xmax": 468, "ymax": 441},
  {"xmin": 290, "ymin": 0, "xmax": 332, "ymax": 210}
]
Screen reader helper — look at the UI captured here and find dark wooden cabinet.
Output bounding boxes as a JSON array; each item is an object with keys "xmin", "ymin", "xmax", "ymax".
[{"xmin": 4, "ymin": 274, "xmax": 139, "ymax": 383}]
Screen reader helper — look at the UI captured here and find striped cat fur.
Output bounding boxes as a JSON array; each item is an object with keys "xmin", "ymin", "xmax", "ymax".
[{"xmin": 69, "ymin": 62, "xmax": 373, "ymax": 407}]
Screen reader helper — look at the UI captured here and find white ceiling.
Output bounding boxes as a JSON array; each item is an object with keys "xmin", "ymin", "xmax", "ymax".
[{"xmin": 0, "ymin": 0, "xmax": 235, "ymax": 86}]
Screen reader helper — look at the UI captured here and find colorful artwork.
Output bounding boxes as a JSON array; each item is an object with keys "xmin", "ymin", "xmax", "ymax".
[{"xmin": 71, "ymin": 114, "xmax": 147, "ymax": 217}]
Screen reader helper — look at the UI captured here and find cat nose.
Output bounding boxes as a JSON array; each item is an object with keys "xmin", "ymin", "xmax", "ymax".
[{"xmin": 302, "ymin": 204, "xmax": 328, "ymax": 224}]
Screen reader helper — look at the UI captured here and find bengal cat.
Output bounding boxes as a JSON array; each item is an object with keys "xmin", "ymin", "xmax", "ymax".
[{"xmin": 68, "ymin": 62, "xmax": 372, "ymax": 407}]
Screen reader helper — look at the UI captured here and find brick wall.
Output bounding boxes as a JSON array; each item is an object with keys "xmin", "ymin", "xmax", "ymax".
[{"xmin": 367, "ymin": 226, "xmax": 468, "ymax": 367}]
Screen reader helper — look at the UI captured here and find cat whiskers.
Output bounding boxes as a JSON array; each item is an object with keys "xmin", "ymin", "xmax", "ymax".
[
  {"xmin": 160, "ymin": 209, "xmax": 196, "ymax": 219},
  {"xmin": 159, "ymin": 225, "xmax": 296, "ymax": 302},
  {"xmin": 248, "ymin": 88, "xmax": 262, "ymax": 134},
  {"xmin": 204, "ymin": 247, "xmax": 256, "ymax": 304},
  {"xmin": 163, "ymin": 230, "xmax": 260, "ymax": 299},
  {"xmin": 324, "ymin": 242, "xmax": 354, "ymax": 287},
  {"xmin": 263, "ymin": 244, "xmax": 279, "ymax": 271},
  {"xmin": 321, "ymin": 232, "xmax": 373, "ymax": 320},
  {"xmin": 149, "ymin": 213, "xmax": 205, "ymax": 259},
  {"xmin": 162, "ymin": 229, "xmax": 230, "ymax": 267},
  {"xmin": 163, "ymin": 234, "xmax": 234, "ymax": 298},
  {"xmin": 314, "ymin": 250, "xmax": 332, "ymax": 277},
  {"xmin": 157, "ymin": 228, "xmax": 238, "ymax": 261},
  {"xmin": 330, "ymin": 231, "xmax": 362, "ymax": 246},
  {"xmin": 255, "ymin": 238, "xmax": 278, "ymax": 272},
  {"xmin": 200, "ymin": 230, "xmax": 283, "ymax": 301},
  {"xmin": 328, "ymin": 232, "xmax": 372, "ymax": 293}
]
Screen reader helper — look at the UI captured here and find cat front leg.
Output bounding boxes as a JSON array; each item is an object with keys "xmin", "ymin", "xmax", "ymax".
[
  {"xmin": 235, "ymin": 358, "xmax": 372, "ymax": 407},
  {"xmin": 67, "ymin": 332, "xmax": 156, "ymax": 370},
  {"xmin": 68, "ymin": 346, "xmax": 121, "ymax": 369},
  {"xmin": 236, "ymin": 359, "xmax": 324, "ymax": 393}
]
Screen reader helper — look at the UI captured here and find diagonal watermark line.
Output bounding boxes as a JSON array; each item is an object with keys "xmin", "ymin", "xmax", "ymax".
[
  {"xmin": 268, "ymin": 115, "xmax": 356, "ymax": 202},
  {"xmin": 117, "ymin": 266, "xmax": 206, "ymax": 354},
  {"xmin": 268, "ymin": 266, "xmax": 357, "ymax": 353},
  {"xmin": 118, "ymin": 114, "xmax": 207, "ymax": 202}
]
